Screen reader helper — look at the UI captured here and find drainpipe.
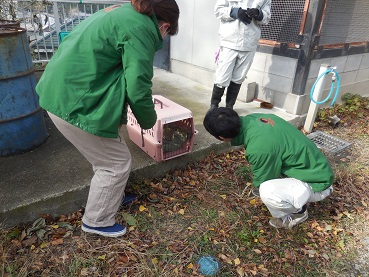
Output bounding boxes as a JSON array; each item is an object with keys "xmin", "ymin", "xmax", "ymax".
[{"xmin": 291, "ymin": 0, "xmax": 327, "ymax": 97}]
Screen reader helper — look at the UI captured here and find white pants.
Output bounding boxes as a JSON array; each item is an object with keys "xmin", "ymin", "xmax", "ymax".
[
  {"xmin": 214, "ymin": 47, "xmax": 255, "ymax": 87},
  {"xmin": 259, "ymin": 178, "xmax": 333, "ymax": 218},
  {"xmin": 48, "ymin": 112, "xmax": 132, "ymax": 227}
]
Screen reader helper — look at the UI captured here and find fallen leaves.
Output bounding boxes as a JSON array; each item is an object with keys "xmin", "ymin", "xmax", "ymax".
[{"xmin": 1, "ymin": 130, "xmax": 369, "ymax": 276}]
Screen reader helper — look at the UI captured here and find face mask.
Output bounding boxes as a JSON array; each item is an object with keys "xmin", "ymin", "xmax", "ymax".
[{"xmin": 159, "ymin": 24, "xmax": 169, "ymax": 38}]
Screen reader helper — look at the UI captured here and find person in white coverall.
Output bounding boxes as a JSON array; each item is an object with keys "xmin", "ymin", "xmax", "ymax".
[{"xmin": 210, "ymin": 0, "xmax": 271, "ymax": 110}]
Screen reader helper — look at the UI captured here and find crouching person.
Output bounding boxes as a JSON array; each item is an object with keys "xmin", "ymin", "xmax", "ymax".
[{"xmin": 203, "ymin": 108, "xmax": 334, "ymax": 229}]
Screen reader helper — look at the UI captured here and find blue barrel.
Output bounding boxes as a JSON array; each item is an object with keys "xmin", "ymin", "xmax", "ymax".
[{"xmin": 0, "ymin": 27, "xmax": 48, "ymax": 156}]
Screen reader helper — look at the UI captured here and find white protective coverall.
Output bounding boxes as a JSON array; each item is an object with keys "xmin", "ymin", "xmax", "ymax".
[{"xmin": 214, "ymin": 0, "xmax": 271, "ymax": 86}]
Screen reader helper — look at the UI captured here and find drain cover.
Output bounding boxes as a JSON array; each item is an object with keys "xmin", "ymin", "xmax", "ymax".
[{"xmin": 307, "ymin": 131, "xmax": 351, "ymax": 155}]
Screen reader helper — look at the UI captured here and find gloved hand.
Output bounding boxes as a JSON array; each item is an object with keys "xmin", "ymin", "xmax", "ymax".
[
  {"xmin": 237, "ymin": 8, "xmax": 252, "ymax": 24},
  {"xmin": 246, "ymin": 8, "xmax": 263, "ymax": 21}
]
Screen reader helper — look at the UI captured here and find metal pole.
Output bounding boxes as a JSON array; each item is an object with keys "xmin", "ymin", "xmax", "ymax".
[
  {"xmin": 53, "ymin": 1, "xmax": 61, "ymax": 35},
  {"xmin": 303, "ymin": 64, "xmax": 330, "ymax": 133}
]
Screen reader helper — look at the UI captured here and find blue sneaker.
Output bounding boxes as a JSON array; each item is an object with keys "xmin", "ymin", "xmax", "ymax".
[
  {"xmin": 82, "ymin": 223, "xmax": 126, "ymax": 237},
  {"xmin": 122, "ymin": 193, "xmax": 138, "ymax": 206}
]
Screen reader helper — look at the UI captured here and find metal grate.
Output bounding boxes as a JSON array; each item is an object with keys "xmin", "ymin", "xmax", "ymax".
[
  {"xmin": 260, "ymin": 0, "xmax": 306, "ymax": 44},
  {"xmin": 307, "ymin": 131, "xmax": 351, "ymax": 155},
  {"xmin": 320, "ymin": 0, "xmax": 369, "ymax": 45}
]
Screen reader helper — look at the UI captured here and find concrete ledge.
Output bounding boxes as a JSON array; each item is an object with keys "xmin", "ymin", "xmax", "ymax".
[{"xmin": 0, "ymin": 116, "xmax": 231, "ymax": 228}]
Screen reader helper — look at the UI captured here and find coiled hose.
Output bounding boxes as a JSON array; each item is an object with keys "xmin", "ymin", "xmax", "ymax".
[{"xmin": 310, "ymin": 68, "xmax": 341, "ymax": 106}]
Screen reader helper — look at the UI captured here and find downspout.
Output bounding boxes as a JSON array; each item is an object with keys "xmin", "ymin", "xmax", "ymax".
[{"xmin": 291, "ymin": 0, "xmax": 328, "ymax": 97}]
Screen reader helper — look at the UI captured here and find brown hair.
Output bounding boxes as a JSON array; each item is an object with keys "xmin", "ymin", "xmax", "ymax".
[{"xmin": 131, "ymin": 0, "xmax": 179, "ymax": 35}]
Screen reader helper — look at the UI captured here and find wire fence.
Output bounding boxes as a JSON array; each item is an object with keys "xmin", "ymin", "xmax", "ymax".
[{"xmin": 1, "ymin": 0, "xmax": 128, "ymax": 63}]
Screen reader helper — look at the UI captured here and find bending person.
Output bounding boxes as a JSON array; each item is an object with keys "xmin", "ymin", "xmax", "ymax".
[
  {"xmin": 36, "ymin": 0, "xmax": 180, "ymax": 237},
  {"xmin": 203, "ymin": 108, "xmax": 334, "ymax": 228}
]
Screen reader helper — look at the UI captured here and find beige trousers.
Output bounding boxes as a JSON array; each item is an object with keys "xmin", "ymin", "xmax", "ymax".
[{"xmin": 48, "ymin": 112, "xmax": 132, "ymax": 227}]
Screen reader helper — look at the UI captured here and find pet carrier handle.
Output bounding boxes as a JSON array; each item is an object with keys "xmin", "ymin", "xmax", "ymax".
[
  {"xmin": 139, "ymin": 97, "xmax": 164, "ymax": 147},
  {"xmin": 141, "ymin": 129, "xmax": 145, "ymax": 147},
  {"xmin": 153, "ymin": 98, "xmax": 164, "ymax": 109}
]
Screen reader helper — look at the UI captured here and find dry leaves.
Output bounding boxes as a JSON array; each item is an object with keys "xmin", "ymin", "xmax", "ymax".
[{"xmin": 1, "ymin": 101, "xmax": 369, "ymax": 276}]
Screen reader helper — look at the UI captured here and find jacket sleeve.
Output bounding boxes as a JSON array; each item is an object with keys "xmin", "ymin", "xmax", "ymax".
[
  {"xmin": 214, "ymin": 0, "xmax": 234, "ymax": 21},
  {"xmin": 121, "ymin": 28, "xmax": 157, "ymax": 130},
  {"xmin": 246, "ymin": 151, "xmax": 282, "ymax": 187},
  {"xmin": 257, "ymin": 0, "xmax": 272, "ymax": 25}
]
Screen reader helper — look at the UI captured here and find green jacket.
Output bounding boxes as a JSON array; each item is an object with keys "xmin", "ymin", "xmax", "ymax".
[
  {"xmin": 231, "ymin": 114, "xmax": 334, "ymax": 191},
  {"xmin": 36, "ymin": 4, "xmax": 163, "ymax": 138}
]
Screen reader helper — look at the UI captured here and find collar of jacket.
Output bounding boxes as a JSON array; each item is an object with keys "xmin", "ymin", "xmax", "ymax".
[
  {"xmin": 151, "ymin": 14, "xmax": 164, "ymax": 51},
  {"xmin": 231, "ymin": 116, "xmax": 248, "ymax": 146}
]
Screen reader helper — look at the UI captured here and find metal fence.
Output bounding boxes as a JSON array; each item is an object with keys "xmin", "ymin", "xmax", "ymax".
[
  {"xmin": 260, "ymin": 0, "xmax": 307, "ymax": 45},
  {"xmin": 6, "ymin": 0, "xmax": 128, "ymax": 63},
  {"xmin": 319, "ymin": 0, "xmax": 369, "ymax": 46},
  {"xmin": 260, "ymin": 0, "xmax": 369, "ymax": 49}
]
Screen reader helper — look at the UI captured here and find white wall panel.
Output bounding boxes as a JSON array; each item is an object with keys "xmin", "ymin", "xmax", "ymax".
[
  {"xmin": 171, "ymin": 0, "xmax": 195, "ymax": 64},
  {"xmin": 171, "ymin": 0, "xmax": 218, "ymax": 69}
]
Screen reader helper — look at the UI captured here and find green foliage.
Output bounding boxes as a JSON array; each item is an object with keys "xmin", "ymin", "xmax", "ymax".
[
  {"xmin": 316, "ymin": 93, "xmax": 369, "ymax": 124},
  {"xmin": 237, "ymin": 227, "xmax": 261, "ymax": 246},
  {"xmin": 235, "ymin": 165, "xmax": 253, "ymax": 183},
  {"xmin": 5, "ymin": 228, "xmax": 20, "ymax": 241}
]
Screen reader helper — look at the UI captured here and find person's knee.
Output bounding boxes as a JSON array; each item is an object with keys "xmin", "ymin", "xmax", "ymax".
[
  {"xmin": 259, "ymin": 180, "xmax": 279, "ymax": 199},
  {"xmin": 115, "ymin": 152, "xmax": 132, "ymax": 179},
  {"xmin": 308, "ymin": 185, "xmax": 333, "ymax": 202}
]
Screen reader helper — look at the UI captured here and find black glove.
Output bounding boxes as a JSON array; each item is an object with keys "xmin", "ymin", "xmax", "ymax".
[
  {"xmin": 246, "ymin": 8, "xmax": 263, "ymax": 21},
  {"xmin": 237, "ymin": 8, "xmax": 252, "ymax": 24}
]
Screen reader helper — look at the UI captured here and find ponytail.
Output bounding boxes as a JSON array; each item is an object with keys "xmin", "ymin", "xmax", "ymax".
[
  {"xmin": 131, "ymin": 0, "xmax": 179, "ymax": 36},
  {"xmin": 131, "ymin": 0, "xmax": 154, "ymax": 16}
]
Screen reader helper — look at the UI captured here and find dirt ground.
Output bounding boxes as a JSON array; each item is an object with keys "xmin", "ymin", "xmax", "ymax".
[{"xmin": 1, "ymin": 95, "xmax": 368, "ymax": 276}]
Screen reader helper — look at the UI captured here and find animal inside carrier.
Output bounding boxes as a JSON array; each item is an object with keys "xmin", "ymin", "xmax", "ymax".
[{"xmin": 126, "ymin": 95, "xmax": 195, "ymax": 162}]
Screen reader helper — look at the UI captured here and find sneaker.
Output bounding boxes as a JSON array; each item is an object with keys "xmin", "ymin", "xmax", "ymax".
[
  {"xmin": 82, "ymin": 223, "xmax": 126, "ymax": 237},
  {"xmin": 251, "ymin": 187, "xmax": 260, "ymax": 198},
  {"xmin": 122, "ymin": 193, "xmax": 138, "ymax": 206},
  {"xmin": 269, "ymin": 208, "xmax": 308, "ymax": 229}
]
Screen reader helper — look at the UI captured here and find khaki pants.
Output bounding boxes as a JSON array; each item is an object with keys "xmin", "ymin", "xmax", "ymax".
[
  {"xmin": 48, "ymin": 112, "xmax": 132, "ymax": 227},
  {"xmin": 259, "ymin": 178, "xmax": 333, "ymax": 218}
]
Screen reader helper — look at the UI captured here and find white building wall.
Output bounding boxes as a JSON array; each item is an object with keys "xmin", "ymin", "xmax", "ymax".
[{"xmin": 171, "ymin": 0, "xmax": 219, "ymax": 87}]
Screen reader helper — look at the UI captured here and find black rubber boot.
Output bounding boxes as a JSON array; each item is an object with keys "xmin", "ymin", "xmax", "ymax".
[
  {"xmin": 226, "ymin": 81, "xmax": 242, "ymax": 109},
  {"xmin": 210, "ymin": 85, "xmax": 225, "ymax": 109}
]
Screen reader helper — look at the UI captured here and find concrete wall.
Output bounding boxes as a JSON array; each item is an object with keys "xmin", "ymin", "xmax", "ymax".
[
  {"xmin": 171, "ymin": 0, "xmax": 219, "ymax": 87},
  {"xmin": 246, "ymin": 53, "xmax": 298, "ymax": 113},
  {"xmin": 303, "ymin": 53, "xmax": 369, "ymax": 112}
]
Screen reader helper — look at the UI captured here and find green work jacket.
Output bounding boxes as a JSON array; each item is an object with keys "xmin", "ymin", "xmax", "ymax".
[
  {"xmin": 231, "ymin": 114, "xmax": 334, "ymax": 191},
  {"xmin": 36, "ymin": 4, "xmax": 163, "ymax": 138}
]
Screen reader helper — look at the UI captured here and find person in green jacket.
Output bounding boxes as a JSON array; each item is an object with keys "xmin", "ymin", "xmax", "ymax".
[
  {"xmin": 36, "ymin": 0, "xmax": 180, "ymax": 237},
  {"xmin": 203, "ymin": 108, "xmax": 334, "ymax": 229}
]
